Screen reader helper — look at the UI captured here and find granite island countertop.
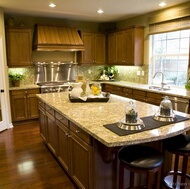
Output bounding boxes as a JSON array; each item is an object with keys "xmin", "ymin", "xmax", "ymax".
[{"xmin": 36, "ymin": 92, "xmax": 190, "ymax": 147}]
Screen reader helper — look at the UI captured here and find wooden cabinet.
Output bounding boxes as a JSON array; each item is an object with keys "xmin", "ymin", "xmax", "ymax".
[
  {"xmin": 146, "ymin": 92, "xmax": 163, "ymax": 106},
  {"xmin": 39, "ymin": 107, "xmax": 93, "ymax": 189},
  {"xmin": 45, "ymin": 104, "xmax": 57, "ymax": 156},
  {"xmin": 78, "ymin": 32, "xmax": 106, "ymax": 65},
  {"xmin": 107, "ymin": 26, "xmax": 144, "ymax": 66},
  {"xmin": 38, "ymin": 100, "xmax": 47, "ymax": 142},
  {"xmin": 6, "ymin": 27, "xmax": 33, "ymax": 67},
  {"xmin": 102, "ymin": 84, "xmax": 123, "ymax": 96},
  {"xmin": 10, "ymin": 88, "xmax": 40, "ymax": 122},
  {"xmin": 132, "ymin": 89, "xmax": 146, "ymax": 102},
  {"xmin": 69, "ymin": 122, "xmax": 93, "ymax": 189},
  {"xmin": 56, "ymin": 112, "xmax": 70, "ymax": 172}
]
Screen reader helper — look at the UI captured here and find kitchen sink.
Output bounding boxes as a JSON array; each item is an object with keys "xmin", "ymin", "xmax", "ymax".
[{"xmin": 148, "ymin": 86, "xmax": 171, "ymax": 91}]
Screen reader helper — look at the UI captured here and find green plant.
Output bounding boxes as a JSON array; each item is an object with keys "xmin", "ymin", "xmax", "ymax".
[{"xmin": 9, "ymin": 72, "xmax": 25, "ymax": 81}]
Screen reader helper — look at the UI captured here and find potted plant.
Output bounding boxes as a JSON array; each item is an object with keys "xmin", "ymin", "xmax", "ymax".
[{"xmin": 9, "ymin": 72, "xmax": 25, "ymax": 87}]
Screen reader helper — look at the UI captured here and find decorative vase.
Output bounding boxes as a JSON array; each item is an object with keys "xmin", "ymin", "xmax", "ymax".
[
  {"xmin": 12, "ymin": 80, "xmax": 20, "ymax": 87},
  {"xmin": 70, "ymin": 82, "xmax": 83, "ymax": 98}
]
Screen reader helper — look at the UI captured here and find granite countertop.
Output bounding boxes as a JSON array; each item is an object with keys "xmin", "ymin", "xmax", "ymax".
[
  {"xmin": 102, "ymin": 81, "xmax": 190, "ymax": 99},
  {"xmin": 36, "ymin": 92, "xmax": 190, "ymax": 147},
  {"xmin": 9, "ymin": 84, "xmax": 40, "ymax": 90}
]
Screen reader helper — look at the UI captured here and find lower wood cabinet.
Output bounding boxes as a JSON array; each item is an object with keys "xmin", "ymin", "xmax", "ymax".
[
  {"xmin": 10, "ymin": 88, "xmax": 40, "ymax": 122},
  {"xmin": 38, "ymin": 101, "xmax": 93, "ymax": 189}
]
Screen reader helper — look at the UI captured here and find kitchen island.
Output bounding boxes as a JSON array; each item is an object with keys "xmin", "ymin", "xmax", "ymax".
[{"xmin": 36, "ymin": 92, "xmax": 190, "ymax": 189}]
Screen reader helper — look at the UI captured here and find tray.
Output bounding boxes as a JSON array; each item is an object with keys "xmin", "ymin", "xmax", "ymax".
[{"xmin": 69, "ymin": 94, "xmax": 110, "ymax": 103}]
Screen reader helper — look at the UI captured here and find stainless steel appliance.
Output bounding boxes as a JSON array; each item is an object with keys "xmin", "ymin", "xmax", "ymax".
[{"xmin": 35, "ymin": 62, "xmax": 76, "ymax": 93}]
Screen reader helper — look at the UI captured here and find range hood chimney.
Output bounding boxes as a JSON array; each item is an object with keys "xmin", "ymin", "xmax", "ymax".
[{"xmin": 33, "ymin": 24, "xmax": 84, "ymax": 51}]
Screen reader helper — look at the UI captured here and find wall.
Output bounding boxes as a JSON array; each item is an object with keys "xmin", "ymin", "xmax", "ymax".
[{"xmin": 0, "ymin": 8, "xmax": 12, "ymax": 127}]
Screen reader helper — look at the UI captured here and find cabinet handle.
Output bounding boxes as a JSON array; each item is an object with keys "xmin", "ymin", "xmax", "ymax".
[
  {"xmin": 65, "ymin": 133, "xmax": 69, "ymax": 136},
  {"xmin": 75, "ymin": 130, "xmax": 80, "ymax": 133}
]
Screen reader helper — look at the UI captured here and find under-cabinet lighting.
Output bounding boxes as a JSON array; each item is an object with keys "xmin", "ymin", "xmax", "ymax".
[{"xmin": 49, "ymin": 3, "xmax": 56, "ymax": 8}]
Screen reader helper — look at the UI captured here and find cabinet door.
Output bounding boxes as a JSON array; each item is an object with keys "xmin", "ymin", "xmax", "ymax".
[
  {"xmin": 69, "ymin": 133, "xmax": 93, "ymax": 189},
  {"xmin": 107, "ymin": 33, "xmax": 116, "ymax": 64},
  {"xmin": 94, "ymin": 33, "xmax": 106, "ymax": 64},
  {"xmin": 46, "ymin": 111, "xmax": 57, "ymax": 155},
  {"xmin": 125, "ymin": 29, "xmax": 134, "ymax": 65},
  {"xmin": 10, "ymin": 90, "xmax": 28, "ymax": 121},
  {"xmin": 132, "ymin": 89, "xmax": 146, "ymax": 102},
  {"xmin": 38, "ymin": 101, "xmax": 47, "ymax": 142},
  {"xmin": 27, "ymin": 89, "xmax": 40, "ymax": 119},
  {"xmin": 6, "ymin": 28, "xmax": 32, "ymax": 67},
  {"xmin": 81, "ymin": 33, "xmax": 94, "ymax": 64},
  {"xmin": 116, "ymin": 31, "xmax": 126, "ymax": 64}
]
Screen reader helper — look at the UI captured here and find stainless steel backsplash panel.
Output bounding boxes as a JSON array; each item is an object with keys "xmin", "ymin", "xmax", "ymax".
[{"xmin": 34, "ymin": 62, "xmax": 77, "ymax": 84}]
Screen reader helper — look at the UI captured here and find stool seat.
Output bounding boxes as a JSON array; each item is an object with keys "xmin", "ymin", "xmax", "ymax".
[
  {"xmin": 119, "ymin": 145, "xmax": 164, "ymax": 169},
  {"xmin": 163, "ymin": 134, "xmax": 190, "ymax": 189},
  {"xmin": 119, "ymin": 145, "xmax": 164, "ymax": 189},
  {"xmin": 163, "ymin": 134, "xmax": 190, "ymax": 153}
]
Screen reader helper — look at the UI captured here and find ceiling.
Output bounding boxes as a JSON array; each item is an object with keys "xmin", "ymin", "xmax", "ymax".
[{"xmin": 0, "ymin": 0, "xmax": 189, "ymax": 22}]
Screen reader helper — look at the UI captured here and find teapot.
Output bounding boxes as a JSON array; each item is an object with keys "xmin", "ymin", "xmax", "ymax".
[{"xmin": 70, "ymin": 82, "xmax": 83, "ymax": 98}]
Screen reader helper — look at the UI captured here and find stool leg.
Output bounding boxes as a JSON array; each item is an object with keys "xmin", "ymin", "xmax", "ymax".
[
  {"xmin": 180, "ymin": 155, "xmax": 188, "ymax": 189},
  {"xmin": 129, "ymin": 172, "xmax": 134, "ymax": 188},
  {"xmin": 156, "ymin": 168, "xmax": 162, "ymax": 189},
  {"xmin": 173, "ymin": 154, "xmax": 179, "ymax": 187},
  {"xmin": 119, "ymin": 162, "xmax": 124, "ymax": 189},
  {"xmin": 147, "ymin": 170, "xmax": 154, "ymax": 189}
]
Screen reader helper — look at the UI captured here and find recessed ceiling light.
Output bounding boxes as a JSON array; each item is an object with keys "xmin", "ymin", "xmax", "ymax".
[
  {"xmin": 159, "ymin": 1, "xmax": 166, "ymax": 7},
  {"xmin": 49, "ymin": 3, "xmax": 56, "ymax": 8},
  {"xmin": 97, "ymin": 9, "xmax": 104, "ymax": 14}
]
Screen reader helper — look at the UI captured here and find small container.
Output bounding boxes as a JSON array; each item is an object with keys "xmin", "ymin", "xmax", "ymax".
[
  {"xmin": 76, "ymin": 75, "xmax": 86, "ymax": 94},
  {"xmin": 125, "ymin": 100, "xmax": 138, "ymax": 123},
  {"xmin": 153, "ymin": 96, "xmax": 176, "ymax": 122},
  {"xmin": 160, "ymin": 96, "xmax": 173, "ymax": 116},
  {"xmin": 90, "ymin": 83, "xmax": 101, "ymax": 95}
]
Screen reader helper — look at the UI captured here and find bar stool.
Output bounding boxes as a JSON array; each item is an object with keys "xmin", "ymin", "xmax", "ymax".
[
  {"xmin": 119, "ymin": 145, "xmax": 164, "ymax": 189},
  {"xmin": 163, "ymin": 134, "xmax": 190, "ymax": 189}
]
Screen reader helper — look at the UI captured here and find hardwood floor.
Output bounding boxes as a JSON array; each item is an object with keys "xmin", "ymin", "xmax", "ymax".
[{"xmin": 0, "ymin": 122, "xmax": 77, "ymax": 189}]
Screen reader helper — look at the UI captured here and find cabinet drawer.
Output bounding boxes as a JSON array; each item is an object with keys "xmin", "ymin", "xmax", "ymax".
[
  {"xmin": 70, "ymin": 122, "xmax": 92, "ymax": 145},
  {"xmin": 147, "ymin": 92, "xmax": 163, "ymax": 100},
  {"xmin": 123, "ymin": 88, "xmax": 133, "ymax": 94},
  {"xmin": 45, "ymin": 104, "xmax": 54, "ymax": 116},
  {"xmin": 55, "ymin": 112, "xmax": 69, "ymax": 127},
  {"xmin": 132, "ymin": 89, "xmax": 146, "ymax": 96},
  {"xmin": 10, "ymin": 90, "xmax": 26, "ymax": 95},
  {"xmin": 38, "ymin": 100, "xmax": 45, "ymax": 108}
]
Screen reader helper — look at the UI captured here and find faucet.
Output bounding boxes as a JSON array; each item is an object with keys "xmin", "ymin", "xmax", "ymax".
[{"xmin": 153, "ymin": 71, "xmax": 166, "ymax": 89}]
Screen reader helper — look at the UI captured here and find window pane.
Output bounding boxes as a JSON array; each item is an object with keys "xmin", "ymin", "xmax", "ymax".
[{"xmin": 151, "ymin": 29, "xmax": 189, "ymax": 87}]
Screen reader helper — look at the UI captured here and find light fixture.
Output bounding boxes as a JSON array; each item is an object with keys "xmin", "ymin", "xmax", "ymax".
[
  {"xmin": 49, "ymin": 3, "xmax": 56, "ymax": 8},
  {"xmin": 159, "ymin": 1, "xmax": 166, "ymax": 7},
  {"xmin": 97, "ymin": 9, "xmax": 104, "ymax": 14}
]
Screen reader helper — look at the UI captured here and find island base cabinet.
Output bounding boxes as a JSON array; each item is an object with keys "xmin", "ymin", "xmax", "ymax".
[
  {"xmin": 38, "ymin": 101, "xmax": 47, "ymax": 142},
  {"xmin": 69, "ymin": 133, "xmax": 93, "ymax": 189}
]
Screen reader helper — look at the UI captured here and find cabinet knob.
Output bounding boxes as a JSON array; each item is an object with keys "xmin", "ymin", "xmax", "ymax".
[{"xmin": 75, "ymin": 130, "xmax": 80, "ymax": 133}]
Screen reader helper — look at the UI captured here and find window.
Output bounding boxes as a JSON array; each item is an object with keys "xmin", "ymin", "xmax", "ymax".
[{"xmin": 151, "ymin": 29, "xmax": 190, "ymax": 87}]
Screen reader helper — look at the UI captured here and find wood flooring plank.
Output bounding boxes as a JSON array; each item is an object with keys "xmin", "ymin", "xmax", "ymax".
[{"xmin": 0, "ymin": 122, "xmax": 77, "ymax": 189}]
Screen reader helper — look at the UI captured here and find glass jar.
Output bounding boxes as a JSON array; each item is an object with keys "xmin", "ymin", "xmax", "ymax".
[
  {"xmin": 125, "ymin": 100, "xmax": 138, "ymax": 123},
  {"xmin": 160, "ymin": 96, "xmax": 173, "ymax": 116},
  {"xmin": 90, "ymin": 83, "xmax": 101, "ymax": 95}
]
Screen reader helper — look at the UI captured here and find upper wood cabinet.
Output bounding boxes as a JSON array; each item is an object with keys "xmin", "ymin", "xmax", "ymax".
[
  {"xmin": 107, "ymin": 26, "xmax": 144, "ymax": 66},
  {"xmin": 77, "ymin": 32, "xmax": 106, "ymax": 65},
  {"xmin": 6, "ymin": 27, "xmax": 33, "ymax": 67}
]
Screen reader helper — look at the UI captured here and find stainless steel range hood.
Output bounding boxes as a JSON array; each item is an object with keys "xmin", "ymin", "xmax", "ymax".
[{"xmin": 33, "ymin": 24, "xmax": 84, "ymax": 51}]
